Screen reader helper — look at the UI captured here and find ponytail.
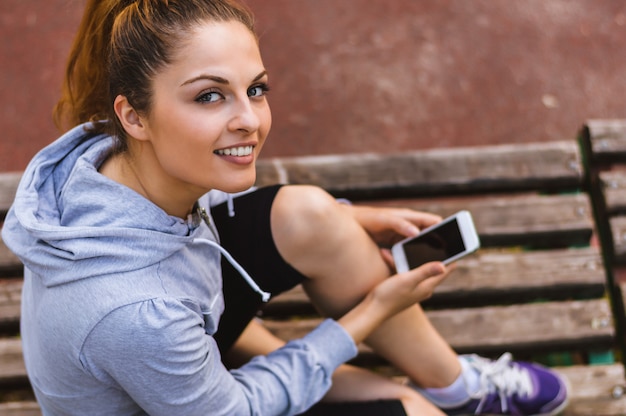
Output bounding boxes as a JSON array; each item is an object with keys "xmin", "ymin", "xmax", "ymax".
[
  {"xmin": 53, "ymin": 0, "xmax": 134, "ymax": 134},
  {"xmin": 53, "ymin": 0, "xmax": 256, "ymax": 152}
]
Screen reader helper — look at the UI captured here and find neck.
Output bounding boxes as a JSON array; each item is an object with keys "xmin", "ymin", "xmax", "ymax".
[{"xmin": 99, "ymin": 148, "xmax": 201, "ymax": 219}]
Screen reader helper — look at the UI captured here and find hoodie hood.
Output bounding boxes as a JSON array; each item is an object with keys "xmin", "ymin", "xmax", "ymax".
[{"xmin": 2, "ymin": 123, "xmax": 196, "ymax": 287}]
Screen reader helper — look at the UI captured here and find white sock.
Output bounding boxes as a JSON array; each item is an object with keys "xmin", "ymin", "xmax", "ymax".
[{"xmin": 413, "ymin": 355, "xmax": 481, "ymax": 408}]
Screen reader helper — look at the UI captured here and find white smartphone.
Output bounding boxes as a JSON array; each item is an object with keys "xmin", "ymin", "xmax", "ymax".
[{"xmin": 391, "ymin": 210, "xmax": 480, "ymax": 273}]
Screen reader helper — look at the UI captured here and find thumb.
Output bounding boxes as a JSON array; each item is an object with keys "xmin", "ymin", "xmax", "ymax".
[
  {"xmin": 401, "ymin": 261, "xmax": 447, "ymax": 286},
  {"xmin": 409, "ymin": 261, "xmax": 448, "ymax": 298},
  {"xmin": 420, "ymin": 261, "xmax": 446, "ymax": 279}
]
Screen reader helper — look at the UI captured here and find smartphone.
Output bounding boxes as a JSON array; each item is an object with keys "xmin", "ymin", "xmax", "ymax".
[{"xmin": 391, "ymin": 210, "xmax": 480, "ymax": 273}]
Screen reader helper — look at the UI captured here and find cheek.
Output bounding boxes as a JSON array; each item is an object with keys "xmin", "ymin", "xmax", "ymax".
[
  {"xmin": 150, "ymin": 116, "xmax": 219, "ymax": 171},
  {"xmin": 154, "ymin": 107, "xmax": 219, "ymax": 149},
  {"xmin": 258, "ymin": 107, "xmax": 272, "ymax": 145}
]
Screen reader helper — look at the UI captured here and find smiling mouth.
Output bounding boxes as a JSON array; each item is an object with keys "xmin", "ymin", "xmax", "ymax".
[{"xmin": 214, "ymin": 146, "xmax": 254, "ymax": 156}]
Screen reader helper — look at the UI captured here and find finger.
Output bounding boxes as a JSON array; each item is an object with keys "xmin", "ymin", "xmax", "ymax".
[
  {"xmin": 400, "ymin": 210, "xmax": 442, "ymax": 230},
  {"xmin": 387, "ymin": 215, "xmax": 420, "ymax": 238},
  {"xmin": 386, "ymin": 210, "xmax": 443, "ymax": 238}
]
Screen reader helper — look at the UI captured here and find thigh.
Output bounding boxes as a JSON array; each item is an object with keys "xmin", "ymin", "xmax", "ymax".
[{"xmin": 211, "ymin": 185, "xmax": 306, "ymax": 354}]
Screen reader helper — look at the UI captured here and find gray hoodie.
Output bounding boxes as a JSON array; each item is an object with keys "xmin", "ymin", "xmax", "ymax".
[{"xmin": 2, "ymin": 123, "xmax": 357, "ymax": 415}]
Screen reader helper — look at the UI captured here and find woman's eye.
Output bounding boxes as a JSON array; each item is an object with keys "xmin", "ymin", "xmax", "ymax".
[
  {"xmin": 248, "ymin": 83, "xmax": 270, "ymax": 98},
  {"xmin": 196, "ymin": 91, "xmax": 223, "ymax": 103}
]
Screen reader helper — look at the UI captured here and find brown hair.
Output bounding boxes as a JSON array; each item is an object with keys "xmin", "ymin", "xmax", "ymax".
[{"xmin": 53, "ymin": 0, "xmax": 255, "ymax": 152}]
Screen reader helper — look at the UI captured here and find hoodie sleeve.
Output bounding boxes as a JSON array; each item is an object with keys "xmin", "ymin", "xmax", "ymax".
[{"xmin": 81, "ymin": 297, "xmax": 357, "ymax": 416}]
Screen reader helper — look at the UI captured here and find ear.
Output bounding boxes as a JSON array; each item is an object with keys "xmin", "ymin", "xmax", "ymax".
[{"xmin": 113, "ymin": 95, "xmax": 149, "ymax": 141}]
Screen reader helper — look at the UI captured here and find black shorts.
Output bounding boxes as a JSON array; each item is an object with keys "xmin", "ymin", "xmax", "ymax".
[
  {"xmin": 211, "ymin": 185, "xmax": 305, "ymax": 353},
  {"xmin": 211, "ymin": 185, "xmax": 407, "ymax": 416}
]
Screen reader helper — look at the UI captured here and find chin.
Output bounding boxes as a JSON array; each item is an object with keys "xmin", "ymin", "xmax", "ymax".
[{"xmin": 218, "ymin": 176, "xmax": 257, "ymax": 194}]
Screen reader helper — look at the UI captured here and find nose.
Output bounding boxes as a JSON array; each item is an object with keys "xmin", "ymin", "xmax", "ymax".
[{"xmin": 227, "ymin": 97, "xmax": 261, "ymax": 134}]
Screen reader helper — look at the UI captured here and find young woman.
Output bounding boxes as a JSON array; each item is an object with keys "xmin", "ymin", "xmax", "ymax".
[{"xmin": 2, "ymin": 0, "xmax": 568, "ymax": 415}]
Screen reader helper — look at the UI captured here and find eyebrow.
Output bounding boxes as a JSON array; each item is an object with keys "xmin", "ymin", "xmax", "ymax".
[{"xmin": 181, "ymin": 70, "xmax": 268, "ymax": 87}]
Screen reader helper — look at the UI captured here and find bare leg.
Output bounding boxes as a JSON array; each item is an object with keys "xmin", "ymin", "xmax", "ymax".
[
  {"xmin": 325, "ymin": 366, "xmax": 445, "ymax": 416},
  {"xmin": 270, "ymin": 185, "xmax": 460, "ymax": 388}
]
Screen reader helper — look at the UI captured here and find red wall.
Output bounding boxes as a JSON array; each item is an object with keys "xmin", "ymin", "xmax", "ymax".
[{"xmin": 2, "ymin": 0, "xmax": 626, "ymax": 171}]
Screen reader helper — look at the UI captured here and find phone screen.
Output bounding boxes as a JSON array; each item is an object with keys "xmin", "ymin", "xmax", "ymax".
[{"xmin": 403, "ymin": 218, "xmax": 465, "ymax": 269}]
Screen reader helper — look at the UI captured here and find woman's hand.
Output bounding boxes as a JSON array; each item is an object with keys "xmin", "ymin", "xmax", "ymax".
[
  {"xmin": 342, "ymin": 204, "xmax": 442, "ymax": 247},
  {"xmin": 369, "ymin": 262, "xmax": 449, "ymax": 316},
  {"xmin": 340, "ymin": 203, "xmax": 442, "ymax": 270},
  {"xmin": 338, "ymin": 262, "xmax": 450, "ymax": 345}
]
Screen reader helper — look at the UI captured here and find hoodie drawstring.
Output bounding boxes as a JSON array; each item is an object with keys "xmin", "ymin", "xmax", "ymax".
[
  {"xmin": 193, "ymin": 238, "xmax": 271, "ymax": 302},
  {"xmin": 227, "ymin": 195, "xmax": 235, "ymax": 217},
  {"xmin": 195, "ymin": 205, "xmax": 271, "ymax": 302}
]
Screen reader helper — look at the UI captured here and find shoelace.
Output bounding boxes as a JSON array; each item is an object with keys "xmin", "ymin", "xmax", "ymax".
[{"xmin": 465, "ymin": 352, "xmax": 533, "ymax": 414}]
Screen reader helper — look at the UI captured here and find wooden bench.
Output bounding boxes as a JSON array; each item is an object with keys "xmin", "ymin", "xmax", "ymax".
[
  {"xmin": 579, "ymin": 119, "xmax": 626, "ymax": 364},
  {"xmin": 1, "ymin": 139, "xmax": 626, "ymax": 414}
]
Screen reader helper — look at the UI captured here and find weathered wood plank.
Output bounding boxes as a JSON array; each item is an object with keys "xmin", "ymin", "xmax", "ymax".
[
  {"xmin": 265, "ymin": 247, "xmax": 606, "ymax": 315},
  {"xmin": 583, "ymin": 119, "xmax": 626, "ymax": 165},
  {"xmin": 0, "ymin": 338, "xmax": 26, "ymax": 382},
  {"xmin": 0, "ymin": 241, "xmax": 22, "ymax": 277},
  {"xmin": 0, "ymin": 172, "xmax": 21, "ymax": 219},
  {"xmin": 365, "ymin": 193, "xmax": 594, "ymax": 248},
  {"xmin": 0, "ymin": 401, "xmax": 41, "ymax": 416},
  {"xmin": 428, "ymin": 299, "xmax": 614, "ymax": 354},
  {"xmin": 558, "ymin": 364, "xmax": 626, "ymax": 415},
  {"xmin": 600, "ymin": 170, "xmax": 626, "ymax": 215},
  {"xmin": 256, "ymin": 141, "xmax": 583, "ymax": 199},
  {"xmin": 264, "ymin": 299, "xmax": 615, "ymax": 356},
  {"xmin": 609, "ymin": 217, "xmax": 626, "ymax": 264},
  {"xmin": 430, "ymin": 247, "xmax": 605, "ymax": 305},
  {"xmin": 0, "ymin": 280, "xmax": 22, "ymax": 330}
]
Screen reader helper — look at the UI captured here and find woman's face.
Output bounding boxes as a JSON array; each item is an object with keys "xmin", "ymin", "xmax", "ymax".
[{"xmin": 137, "ymin": 20, "xmax": 271, "ymax": 200}]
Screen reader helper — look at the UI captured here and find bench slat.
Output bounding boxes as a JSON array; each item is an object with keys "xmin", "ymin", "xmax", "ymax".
[
  {"xmin": 582, "ymin": 119, "xmax": 626, "ymax": 165},
  {"xmin": 264, "ymin": 299, "xmax": 614, "ymax": 356},
  {"xmin": 0, "ymin": 172, "xmax": 21, "ymax": 219},
  {"xmin": 256, "ymin": 141, "xmax": 583, "ymax": 199},
  {"xmin": 0, "ymin": 338, "xmax": 26, "ymax": 382},
  {"xmin": 265, "ymin": 247, "xmax": 606, "ymax": 315},
  {"xmin": 0, "ymin": 280, "xmax": 22, "ymax": 330},
  {"xmin": 558, "ymin": 363, "xmax": 626, "ymax": 403},
  {"xmin": 609, "ymin": 217, "xmax": 626, "ymax": 264},
  {"xmin": 0, "ymin": 402, "xmax": 41, "ymax": 416},
  {"xmin": 604, "ymin": 171, "xmax": 626, "ymax": 264},
  {"xmin": 600, "ymin": 170, "xmax": 626, "ymax": 215},
  {"xmin": 0, "ymin": 244, "xmax": 22, "ymax": 277},
  {"xmin": 366, "ymin": 193, "xmax": 593, "ymax": 248}
]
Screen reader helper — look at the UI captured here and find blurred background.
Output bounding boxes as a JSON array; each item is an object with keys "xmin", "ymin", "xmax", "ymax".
[{"xmin": 1, "ymin": 0, "xmax": 625, "ymax": 171}]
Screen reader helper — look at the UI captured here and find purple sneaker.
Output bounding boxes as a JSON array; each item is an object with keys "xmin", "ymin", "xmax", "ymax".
[{"xmin": 445, "ymin": 353, "xmax": 569, "ymax": 415}]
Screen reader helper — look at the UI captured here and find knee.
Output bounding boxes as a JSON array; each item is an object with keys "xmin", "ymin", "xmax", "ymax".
[{"xmin": 271, "ymin": 185, "xmax": 344, "ymax": 243}]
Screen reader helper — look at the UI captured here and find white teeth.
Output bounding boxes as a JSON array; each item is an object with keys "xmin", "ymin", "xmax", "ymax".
[{"xmin": 216, "ymin": 146, "xmax": 253, "ymax": 156}]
